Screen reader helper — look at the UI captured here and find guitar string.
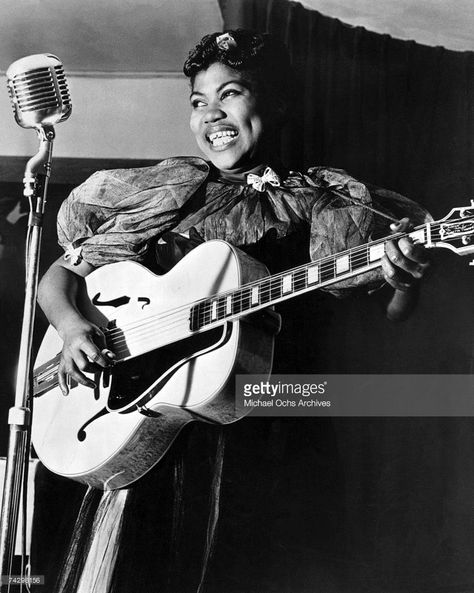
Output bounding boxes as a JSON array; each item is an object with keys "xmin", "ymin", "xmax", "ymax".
[
  {"xmin": 103, "ymin": 227, "xmax": 445, "ymax": 358},
  {"xmin": 117, "ymin": 216, "xmax": 466, "ymax": 340},
  {"xmin": 35, "ymin": 224, "xmax": 462, "ymax": 387},
  {"xmin": 106, "ymin": 222, "xmax": 447, "ymax": 342},
  {"xmin": 103, "ymin": 224, "xmax": 436, "ymax": 341},
  {"xmin": 34, "ymin": 224, "xmax": 427, "ymax": 386},
  {"xmin": 99, "ymin": 222, "xmax": 449, "ymax": 352},
  {"xmin": 111, "ymin": 218, "xmax": 470, "ymax": 358},
  {"xmin": 106, "ymin": 231, "xmax": 403, "ymax": 332},
  {"xmin": 104, "ymin": 254, "xmax": 379, "ymax": 352},
  {"xmin": 40, "ymin": 221, "xmax": 448, "ymax": 376},
  {"xmin": 32, "ymin": 219, "xmax": 462, "ymax": 389},
  {"xmin": 35, "ymin": 221, "xmax": 459, "ymax": 380},
  {"xmin": 37, "ymin": 216, "xmax": 468, "ymax": 370}
]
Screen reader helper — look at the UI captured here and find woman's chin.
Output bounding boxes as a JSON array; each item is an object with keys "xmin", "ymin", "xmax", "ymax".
[
  {"xmin": 206, "ymin": 151, "xmax": 238, "ymax": 171},
  {"xmin": 206, "ymin": 151, "xmax": 257, "ymax": 174}
]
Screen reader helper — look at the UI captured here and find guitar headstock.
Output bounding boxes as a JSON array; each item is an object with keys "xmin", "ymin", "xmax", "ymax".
[{"xmin": 428, "ymin": 201, "xmax": 474, "ymax": 262}]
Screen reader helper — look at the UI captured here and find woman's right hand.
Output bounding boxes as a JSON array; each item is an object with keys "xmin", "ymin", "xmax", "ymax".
[
  {"xmin": 57, "ymin": 317, "xmax": 115, "ymax": 396},
  {"xmin": 37, "ymin": 255, "xmax": 115, "ymax": 396}
]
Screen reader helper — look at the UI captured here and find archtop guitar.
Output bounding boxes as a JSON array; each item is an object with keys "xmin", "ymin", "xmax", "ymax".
[{"xmin": 32, "ymin": 204, "xmax": 474, "ymax": 489}]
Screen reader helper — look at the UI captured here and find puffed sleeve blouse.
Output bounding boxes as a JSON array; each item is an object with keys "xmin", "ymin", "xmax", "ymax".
[{"xmin": 57, "ymin": 156, "xmax": 431, "ymax": 296}]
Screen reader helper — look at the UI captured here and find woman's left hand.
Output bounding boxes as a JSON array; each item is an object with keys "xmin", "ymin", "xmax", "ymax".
[{"xmin": 382, "ymin": 217, "xmax": 431, "ymax": 291}]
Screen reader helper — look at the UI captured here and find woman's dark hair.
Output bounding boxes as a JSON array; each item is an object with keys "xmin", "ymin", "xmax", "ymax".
[{"xmin": 183, "ymin": 29, "xmax": 296, "ymax": 124}]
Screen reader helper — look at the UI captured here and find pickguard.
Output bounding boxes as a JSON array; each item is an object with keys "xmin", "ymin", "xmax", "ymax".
[
  {"xmin": 75, "ymin": 324, "xmax": 231, "ymax": 442},
  {"xmin": 107, "ymin": 324, "xmax": 230, "ymax": 412}
]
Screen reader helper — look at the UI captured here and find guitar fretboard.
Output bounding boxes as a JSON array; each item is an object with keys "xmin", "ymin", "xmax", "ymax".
[{"xmin": 190, "ymin": 226, "xmax": 428, "ymax": 331}]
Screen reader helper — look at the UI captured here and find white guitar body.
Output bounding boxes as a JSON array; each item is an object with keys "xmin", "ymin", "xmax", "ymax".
[{"xmin": 32, "ymin": 241, "xmax": 274, "ymax": 490}]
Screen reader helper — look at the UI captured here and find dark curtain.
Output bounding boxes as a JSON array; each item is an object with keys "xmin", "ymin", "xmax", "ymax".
[
  {"xmin": 217, "ymin": 1, "xmax": 474, "ymax": 592},
  {"xmin": 219, "ymin": 0, "xmax": 473, "ymax": 208}
]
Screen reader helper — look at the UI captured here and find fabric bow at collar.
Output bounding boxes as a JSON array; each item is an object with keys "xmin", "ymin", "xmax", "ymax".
[
  {"xmin": 64, "ymin": 244, "xmax": 83, "ymax": 266},
  {"xmin": 247, "ymin": 167, "xmax": 281, "ymax": 192}
]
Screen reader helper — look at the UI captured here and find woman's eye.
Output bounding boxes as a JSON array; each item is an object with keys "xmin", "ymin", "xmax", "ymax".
[
  {"xmin": 191, "ymin": 99, "xmax": 206, "ymax": 109},
  {"xmin": 221, "ymin": 89, "xmax": 240, "ymax": 100}
]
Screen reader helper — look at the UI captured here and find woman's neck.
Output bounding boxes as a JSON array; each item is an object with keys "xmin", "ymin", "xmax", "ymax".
[
  {"xmin": 216, "ymin": 163, "xmax": 266, "ymax": 184},
  {"xmin": 214, "ymin": 156, "xmax": 286, "ymax": 184}
]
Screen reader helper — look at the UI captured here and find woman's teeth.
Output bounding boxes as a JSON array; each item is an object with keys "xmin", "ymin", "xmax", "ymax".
[{"xmin": 208, "ymin": 130, "xmax": 238, "ymax": 147}]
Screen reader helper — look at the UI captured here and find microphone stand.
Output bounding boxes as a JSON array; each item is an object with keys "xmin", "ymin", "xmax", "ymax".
[{"xmin": 0, "ymin": 125, "xmax": 55, "ymax": 582}]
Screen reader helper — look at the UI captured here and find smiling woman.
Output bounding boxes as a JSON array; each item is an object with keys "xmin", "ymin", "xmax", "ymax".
[
  {"xmin": 32, "ymin": 29, "xmax": 432, "ymax": 593},
  {"xmin": 189, "ymin": 63, "xmax": 265, "ymax": 172},
  {"xmin": 185, "ymin": 30, "xmax": 295, "ymax": 173}
]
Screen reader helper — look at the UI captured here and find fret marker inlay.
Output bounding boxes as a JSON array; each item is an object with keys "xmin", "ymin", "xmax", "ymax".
[
  {"xmin": 282, "ymin": 274, "xmax": 292, "ymax": 294},
  {"xmin": 409, "ymin": 229, "xmax": 425, "ymax": 243},
  {"xmin": 251, "ymin": 286, "xmax": 259, "ymax": 304},
  {"xmin": 308, "ymin": 265, "xmax": 319, "ymax": 284},
  {"xmin": 336, "ymin": 255, "xmax": 350, "ymax": 274},
  {"xmin": 369, "ymin": 243, "xmax": 385, "ymax": 262}
]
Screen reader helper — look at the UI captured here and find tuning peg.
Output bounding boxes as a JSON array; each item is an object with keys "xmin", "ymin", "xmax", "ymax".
[{"xmin": 470, "ymin": 259, "xmax": 474, "ymax": 266}]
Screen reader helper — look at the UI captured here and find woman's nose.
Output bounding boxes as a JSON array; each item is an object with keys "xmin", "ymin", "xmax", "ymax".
[{"xmin": 204, "ymin": 105, "xmax": 226, "ymax": 123}]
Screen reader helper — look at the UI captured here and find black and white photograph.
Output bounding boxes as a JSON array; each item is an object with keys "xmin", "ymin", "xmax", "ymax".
[{"xmin": 0, "ymin": 1, "xmax": 473, "ymax": 592}]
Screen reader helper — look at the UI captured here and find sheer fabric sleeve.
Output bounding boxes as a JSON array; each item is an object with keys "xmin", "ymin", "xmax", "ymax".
[
  {"xmin": 305, "ymin": 167, "xmax": 432, "ymax": 297},
  {"xmin": 56, "ymin": 157, "xmax": 209, "ymax": 268}
]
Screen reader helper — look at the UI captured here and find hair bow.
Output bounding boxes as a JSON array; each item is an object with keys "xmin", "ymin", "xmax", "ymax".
[
  {"xmin": 216, "ymin": 32, "xmax": 237, "ymax": 52},
  {"xmin": 247, "ymin": 167, "xmax": 281, "ymax": 192}
]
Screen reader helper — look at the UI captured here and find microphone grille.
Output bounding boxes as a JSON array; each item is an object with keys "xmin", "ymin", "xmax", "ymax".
[
  {"xmin": 6, "ymin": 54, "xmax": 72, "ymax": 128},
  {"xmin": 54, "ymin": 64, "xmax": 72, "ymax": 115}
]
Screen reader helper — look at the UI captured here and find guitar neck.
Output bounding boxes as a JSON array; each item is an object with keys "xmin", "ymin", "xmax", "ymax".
[{"xmin": 190, "ymin": 222, "xmax": 433, "ymax": 331}]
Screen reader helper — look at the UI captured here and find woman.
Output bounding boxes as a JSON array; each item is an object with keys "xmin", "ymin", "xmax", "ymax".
[{"xmin": 34, "ymin": 30, "xmax": 430, "ymax": 592}]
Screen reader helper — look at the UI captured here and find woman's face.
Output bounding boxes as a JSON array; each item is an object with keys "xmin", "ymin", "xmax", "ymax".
[{"xmin": 189, "ymin": 62, "xmax": 266, "ymax": 173}]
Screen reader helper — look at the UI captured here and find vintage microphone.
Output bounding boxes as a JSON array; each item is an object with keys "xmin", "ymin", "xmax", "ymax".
[
  {"xmin": 0, "ymin": 54, "xmax": 71, "ymax": 583},
  {"xmin": 6, "ymin": 54, "xmax": 71, "ymax": 195},
  {"xmin": 7, "ymin": 53, "xmax": 71, "ymax": 129}
]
